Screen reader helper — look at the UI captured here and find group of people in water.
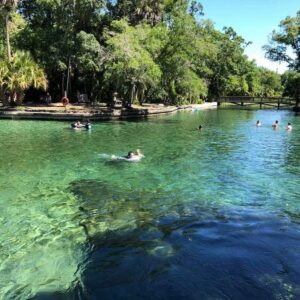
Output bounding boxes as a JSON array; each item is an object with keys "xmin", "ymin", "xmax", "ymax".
[
  {"xmin": 70, "ymin": 117, "xmax": 293, "ymax": 163},
  {"xmin": 256, "ymin": 120, "xmax": 293, "ymax": 130},
  {"xmin": 196, "ymin": 120, "xmax": 293, "ymax": 132},
  {"xmin": 70, "ymin": 120, "xmax": 144, "ymax": 161}
]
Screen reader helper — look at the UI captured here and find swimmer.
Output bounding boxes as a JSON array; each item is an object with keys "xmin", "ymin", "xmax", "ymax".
[
  {"xmin": 286, "ymin": 122, "xmax": 292, "ymax": 131},
  {"xmin": 125, "ymin": 151, "xmax": 134, "ymax": 159},
  {"xmin": 134, "ymin": 149, "xmax": 144, "ymax": 158},
  {"xmin": 256, "ymin": 120, "xmax": 261, "ymax": 127},
  {"xmin": 272, "ymin": 120, "xmax": 279, "ymax": 129},
  {"xmin": 85, "ymin": 119, "xmax": 92, "ymax": 129},
  {"xmin": 71, "ymin": 120, "xmax": 83, "ymax": 129}
]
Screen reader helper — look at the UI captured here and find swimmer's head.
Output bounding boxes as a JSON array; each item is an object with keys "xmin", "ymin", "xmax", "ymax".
[
  {"xmin": 199, "ymin": 125, "xmax": 202, "ymax": 130},
  {"xmin": 288, "ymin": 122, "xmax": 291, "ymax": 126}
]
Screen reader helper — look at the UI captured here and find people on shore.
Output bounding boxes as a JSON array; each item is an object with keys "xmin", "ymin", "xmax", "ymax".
[
  {"xmin": 256, "ymin": 120, "xmax": 261, "ymax": 127},
  {"xmin": 272, "ymin": 120, "xmax": 279, "ymax": 129},
  {"xmin": 46, "ymin": 92, "xmax": 52, "ymax": 105},
  {"xmin": 286, "ymin": 122, "xmax": 292, "ymax": 131}
]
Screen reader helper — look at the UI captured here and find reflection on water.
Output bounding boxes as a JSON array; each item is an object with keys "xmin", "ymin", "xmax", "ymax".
[
  {"xmin": 67, "ymin": 179, "xmax": 300, "ymax": 299},
  {"xmin": 0, "ymin": 109, "xmax": 300, "ymax": 299}
]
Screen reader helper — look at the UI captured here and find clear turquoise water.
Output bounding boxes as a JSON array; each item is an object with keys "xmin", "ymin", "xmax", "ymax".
[{"xmin": 1, "ymin": 109, "xmax": 300, "ymax": 299}]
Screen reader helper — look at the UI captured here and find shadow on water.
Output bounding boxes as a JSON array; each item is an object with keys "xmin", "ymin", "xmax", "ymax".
[{"xmin": 31, "ymin": 179, "xmax": 300, "ymax": 299}]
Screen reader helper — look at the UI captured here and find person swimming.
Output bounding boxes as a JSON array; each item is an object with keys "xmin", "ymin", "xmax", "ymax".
[
  {"xmin": 71, "ymin": 120, "xmax": 83, "ymax": 129},
  {"xmin": 286, "ymin": 122, "xmax": 292, "ymax": 131},
  {"xmin": 256, "ymin": 120, "xmax": 261, "ymax": 127},
  {"xmin": 125, "ymin": 151, "xmax": 134, "ymax": 159},
  {"xmin": 122, "ymin": 150, "xmax": 144, "ymax": 161},
  {"xmin": 110, "ymin": 150, "xmax": 144, "ymax": 162},
  {"xmin": 134, "ymin": 149, "xmax": 144, "ymax": 157},
  {"xmin": 272, "ymin": 120, "xmax": 279, "ymax": 129}
]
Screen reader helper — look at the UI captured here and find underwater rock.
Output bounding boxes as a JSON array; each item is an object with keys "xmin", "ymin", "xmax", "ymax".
[{"xmin": 68, "ymin": 179, "xmax": 185, "ymax": 241}]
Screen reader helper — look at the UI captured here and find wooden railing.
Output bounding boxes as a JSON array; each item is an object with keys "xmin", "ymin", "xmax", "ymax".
[{"xmin": 216, "ymin": 96, "xmax": 296, "ymax": 109}]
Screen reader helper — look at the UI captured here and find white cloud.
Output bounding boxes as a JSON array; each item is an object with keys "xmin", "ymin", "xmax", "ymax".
[
  {"xmin": 248, "ymin": 53, "xmax": 288, "ymax": 74},
  {"xmin": 245, "ymin": 47, "xmax": 288, "ymax": 74}
]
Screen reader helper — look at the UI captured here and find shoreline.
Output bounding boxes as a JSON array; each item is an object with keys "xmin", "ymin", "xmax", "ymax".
[{"xmin": 0, "ymin": 102, "xmax": 217, "ymax": 121}]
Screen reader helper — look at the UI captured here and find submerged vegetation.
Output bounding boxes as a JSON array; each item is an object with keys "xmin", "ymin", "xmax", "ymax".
[{"xmin": 0, "ymin": 1, "xmax": 299, "ymax": 105}]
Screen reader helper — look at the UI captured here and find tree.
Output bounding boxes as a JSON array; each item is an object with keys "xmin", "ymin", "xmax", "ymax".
[
  {"xmin": 265, "ymin": 10, "xmax": 299, "ymax": 106},
  {"xmin": 264, "ymin": 10, "xmax": 300, "ymax": 71},
  {"xmin": 0, "ymin": 0, "xmax": 18, "ymax": 61},
  {"xmin": 107, "ymin": 0, "xmax": 167, "ymax": 26},
  {"xmin": 17, "ymin": 0, "xmax": 106, "ymax": 101},
  {"xmin": 9, "ymin": 0, "xmax": 286, "ymax": 105},
  {"xmin": 159, "ymin": 12, "xmax": 210, "ymax": 104},
  {"xmin": 103, "ymin": 20, "xmax": 162, "ymax": 104},
  {"xmin": 281, "ymin": 71, "xmax": 300, "ymax": 102},
  {"xmin": 258, "ymin": 67, "xmax": 283, "ymax": 97},
  {"xmin": 208, "ymin": 27, "xmax": 251, "ymax": 98},
  {"xmin": 0, "ymin": 50, "xmax": 47, "ymax": 105}
]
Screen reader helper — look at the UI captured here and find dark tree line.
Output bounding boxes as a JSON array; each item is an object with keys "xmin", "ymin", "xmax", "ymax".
[{"xmin": 0, "ymin": 1, "xmax": 298, "ymax": 105}]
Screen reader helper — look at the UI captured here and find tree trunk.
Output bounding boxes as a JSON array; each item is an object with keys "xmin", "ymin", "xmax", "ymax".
[
  {"xmin": 5, "ymin": 14, "xmax": 12, "ymax": 62},
  {"xmin": 66, "ymin": 57, "xmax": 71, "ymax": 97}
]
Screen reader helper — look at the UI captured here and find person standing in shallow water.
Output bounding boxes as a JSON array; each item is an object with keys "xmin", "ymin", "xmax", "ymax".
[
  {"xmin": 272, "ymin": 120, "xmax": 279, "ymax": 129},
  {"xmin": 256, "ymin": 120, "xmax": 261, "ymax": 127},
  {"xmin": 286, "ymin": 122, "xmax": 293, "ymax": 131}
]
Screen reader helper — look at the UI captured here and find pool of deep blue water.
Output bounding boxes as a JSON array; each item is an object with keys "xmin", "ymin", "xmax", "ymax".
[{"xmin": 0, "ymin": 109, "xmax": 300, "ymax": 299}]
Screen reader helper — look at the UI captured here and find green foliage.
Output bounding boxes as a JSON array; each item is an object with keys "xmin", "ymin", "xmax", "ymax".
[
  {"xmin": 208, "ymin": 27, "xmax": 251, "ymax": 98},
  {"xmin": 104, "ymin": 20, "xmax": 162, "ymax": 103},
  {"xmin": 264, "ymin": 10, "xmax": 300, "ymax": 71},
  {"xmin": 264, "ymin": 11, "xmax": 300, "ymax": 103},
  {"xmin": 158, "ymin": 13, "xmax": 211, "ymax": 103},
  {"xmin": 282, "ymin": 71, "xmax": 300, "ymax": 100},
  {"xmin": 0, "ymin": 0, "xmax": 295, "ymax": 105},
  {"xmin": 107, "ymin": 0, "xmax": 167, "ymax": 26},
  {"xmin": 0, "ymin": 50, "xmax": 47, "ymax": 105},
  {"xmin": 258, "ymin": 67, "xmax": 283, "ymax": 97}
]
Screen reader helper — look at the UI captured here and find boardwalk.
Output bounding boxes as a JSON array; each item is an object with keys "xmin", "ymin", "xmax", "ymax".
[{"xmin": 217, "ymin": 96, "xmax": 297, "ymax": 109}]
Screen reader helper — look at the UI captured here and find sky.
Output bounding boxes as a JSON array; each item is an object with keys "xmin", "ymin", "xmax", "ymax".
[{"xmin": 200, "ymin": 0, "xmax": 299, "ymax": 73}]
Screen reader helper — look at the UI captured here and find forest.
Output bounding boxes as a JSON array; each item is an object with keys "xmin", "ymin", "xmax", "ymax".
[{"xmin": 0, "ymin": 0, "xmax": 299, "ymax": 105}]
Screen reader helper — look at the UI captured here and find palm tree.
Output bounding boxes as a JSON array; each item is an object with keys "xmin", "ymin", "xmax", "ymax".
[
  {"xmin": 0, "ymin": 56, "xmax": 9, "ymax": 101},
  {"xmin": 1, "ymin": 51, "xmax": 47, "ymax": 105},
  {"xmin": 0, "ymin": 0, "xmax": 18, "ymax": 61}
]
